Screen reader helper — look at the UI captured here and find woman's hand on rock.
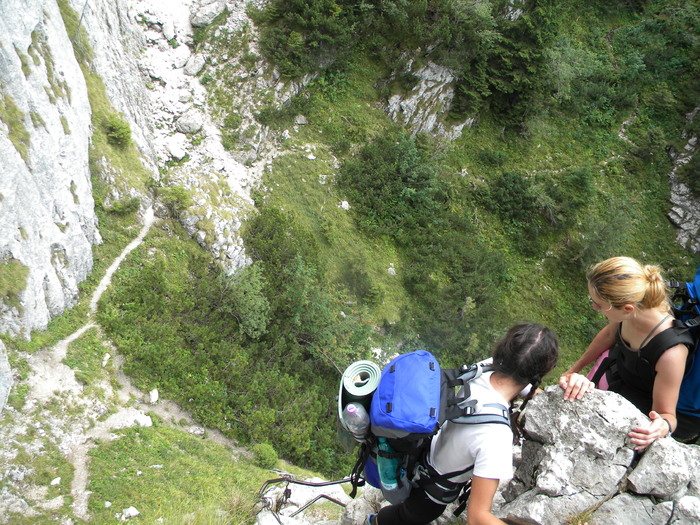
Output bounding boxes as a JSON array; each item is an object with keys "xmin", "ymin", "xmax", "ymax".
[
  {"xmin": 558, "ymin": 372, "xmax": 595, "ymax": 401},
  {"xmin": 629, "ymin": 411, "xmax": 670, "ymax": 451}
]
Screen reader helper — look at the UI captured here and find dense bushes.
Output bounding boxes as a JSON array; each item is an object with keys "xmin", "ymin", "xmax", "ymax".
[
  {"xmin": 485, "ymin": 166, "xmax": 595, "ymax": 255},
  {"xmin": 249, "ymin": 0, "xmax": 699, "ymax": 134},
  {"xmin": 339, "ymin": 133, "xmax": 508, "ymax": 356},
  {"xmin": 98, "ymin": 218, "xmax": 373, "ymax": 474},
  {"xmin": 250, "ymin": 0, "xmax": 559, "ymax": 126},
  {"xmin": 249, "ymin": 0, "xmax": 358, "ymax": 77},
  {"xmin": 339, "ymin": 133, "xmax": 445, "ymax": 240}
]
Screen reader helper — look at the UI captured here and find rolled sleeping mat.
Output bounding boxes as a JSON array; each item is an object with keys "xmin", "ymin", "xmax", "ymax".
[
  {"xmin": 337, "ymin": 360, "xmax": 381, "ymax": 451},
  {"xmin": 338, "ymin": 360, "xmax": 382, "ymax": 416}
]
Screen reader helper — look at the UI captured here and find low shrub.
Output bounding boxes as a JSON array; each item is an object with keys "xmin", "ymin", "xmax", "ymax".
[
  {"xmin": 102, "ymin": 113, "xmax": 131, "ymax": 148},
  {"xmin": 252, "ymin": 443, "xmax": 278, "ymax": 469}
]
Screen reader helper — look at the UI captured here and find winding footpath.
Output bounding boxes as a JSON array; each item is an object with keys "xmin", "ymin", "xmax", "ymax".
[{"xmin": 2, "ymin": 207, "xmax": 242, "ymax": 522}]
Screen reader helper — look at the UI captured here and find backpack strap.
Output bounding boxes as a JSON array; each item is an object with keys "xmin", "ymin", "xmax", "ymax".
[
  {"xmin": 640, "ymin": 320, "xmax": 695, "ymax": 370},
  {"xmin": 348, "ymin": 441, "xmax": 371, "ymax": 498},
  {"xmin": 590, "ymin": 355, "xmax": 614, "ymax": 386},
  {"xmin": 450, "ymin": 403, "xmax": 511, "ymax": 426},
  {"xmin": 441, "ymin": 362, "xmax": 500, "ymax": 422},
  {"xmin": 453, "ymin": 479, "xmax": 472, "ymax": 516},
  {"xmin": 414, "ymin": 458, "xmax": 475, "ymax": 505},
  {"xmin": 414, "ymin": 403, "xmax": 510, "ymax": 507}
]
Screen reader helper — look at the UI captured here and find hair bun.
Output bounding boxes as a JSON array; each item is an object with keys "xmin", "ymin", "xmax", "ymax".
[{"xmin": 644, "ymin": 265, "xmax": 663, "ymax": 283}]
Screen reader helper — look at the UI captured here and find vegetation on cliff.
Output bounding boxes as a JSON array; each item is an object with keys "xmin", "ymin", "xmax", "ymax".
[
  {"xmin": 4, "ymin": 1, "xmax": 700, "ymax": 508},
  {"xmin": 91, "ymin": 0, "xmax": 700, "ymax": 476}
]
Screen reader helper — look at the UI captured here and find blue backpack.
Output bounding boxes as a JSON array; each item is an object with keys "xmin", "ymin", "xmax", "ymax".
[
  {"xmin": 670, "ymin": 265, "xmax": 700, "ymax": 417},
  {"xmin": 347, "ymin": 350, "xmax": 511, "ymax": 510}
]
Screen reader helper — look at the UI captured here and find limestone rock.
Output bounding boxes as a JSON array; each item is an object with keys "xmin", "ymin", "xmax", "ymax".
[
  {"xmin": 0, "ymin": 0, "xmax": 101, "ymax": 337},
  {"xmin": 589, "ymin": 494, "xmax": 673, "ymax": 525},
  {"xmin": 184, "ymin": 54, "xmax": 206, "ymax": 76},
  {"xmin": 165, "ymin": 133, "xmax": 189, "ymax": 160},
  {"xmin": 176, "ymin": 109, "xmax": 204, "ymax": 134},
  {"xmin": 627, "ymin": 438, "xmax": 697, "ymax": 498},
  {"xmin": 498, "ymin": 387, "xmax": 700, "ymax": 525},
  {"xmin": 0, "ymin": 340, "xmax": 10, "ymax": 413},
  {"xmin": 385, "ymin": 60, "xmax": 473, "ymax": 140},
  {"xmin": 190, "ymin": 0, "xmax": 226, "ymax": 27},
  {"xmin": 667, "ymin": 120, "xmax": 700, "ymax": 254}
]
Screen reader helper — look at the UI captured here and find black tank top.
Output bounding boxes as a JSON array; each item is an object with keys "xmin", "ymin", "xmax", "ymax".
[{"xmin": 607, "ymin": 320, "xmax": 693, "ymax": 414}]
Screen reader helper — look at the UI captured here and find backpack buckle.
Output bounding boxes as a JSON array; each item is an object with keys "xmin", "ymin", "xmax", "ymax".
[
  {"xmin": 457, "ymin": 363, "xmax": 484, "ymax": 383},
  {"xmin": 459, "ymin": 363, "xmax": 478, "ymax": 375},
  {"xmin": 458, "ymin": 399, "xmax": 479, "ymax": 415}
]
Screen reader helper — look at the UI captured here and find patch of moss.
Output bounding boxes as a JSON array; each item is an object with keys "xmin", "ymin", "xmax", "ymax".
[
  {"xmin": 0, "ymin": 257, "xmax": 30, "ymax": 309},
  {"xmin": 0, "ymin": 94, "xmax": 30, "ymax": 162},
  {"xmin": 30, "ymin": 111, "xmax": 46, "ymax": 129},
  {"xmin": 14, "ymin": 45, "xmax": 31, "ymax": 77},
  {"xmin": 60, "ymin": 115, "xmax": 71, "ymax": 135}
]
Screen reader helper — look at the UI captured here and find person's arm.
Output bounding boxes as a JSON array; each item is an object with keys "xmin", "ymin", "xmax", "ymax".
[
  {"xmin": 467, "ymin": 476, "xmax": 506, "ymax": 525},
  {"xmin": 558, "ymin": 323, "xmax": 616, "ymax": 400},
  {"xmin": 628, "ymin": 343, "xmax": 688, "ymax": 450},
  {"xmin": 566, "ymin": 323, "xmax": 617, "ymax": 374}
]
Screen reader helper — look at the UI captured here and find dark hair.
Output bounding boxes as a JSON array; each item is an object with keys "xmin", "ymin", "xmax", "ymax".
[{"xmin": 492, "ymin": 323, "xmax": 559, "ymax": 410}]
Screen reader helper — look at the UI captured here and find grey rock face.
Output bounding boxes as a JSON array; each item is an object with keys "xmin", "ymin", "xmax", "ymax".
[
  {"xmin": 589, "ymin": 494, "xmax": 673, "ymax": 525},
  {"xmin": 190, "ymin": 0, "xmax": 226, "ymax": 27},
  {"xmin": 498, "ymin": 387, "xmax": 700, "ymax": 525},
  {"xmin": 667, "ymin": 115, "xmax": 700, "ymax": 254},
  {"xmin": 385, "ymin": 60, "xmax": 474, "ymax": 140},
  {"xmin": 68, "ymin": 0, "xmax": 158, "ymax": 171},
  {"xmin": 0, "ymin": 0, "xmax": 101, "ymax": 338},
  {"xmin": 0, "ymin": 341, "xmax": 11, "ymax": 413}
]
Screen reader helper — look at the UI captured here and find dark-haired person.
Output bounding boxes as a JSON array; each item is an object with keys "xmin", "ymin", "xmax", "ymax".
[
  {"xmin": 367, "ymin": 323, "xmax": 560, "ymax": 525},
  {"xmin": 559, "ymin": 256, "xmax": 700, "ymax": 450}
]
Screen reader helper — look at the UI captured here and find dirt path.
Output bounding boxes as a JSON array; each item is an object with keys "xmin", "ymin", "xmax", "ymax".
[{"xmin": 8, "ymin": 207, "xmax": 244, "ymax": 522}]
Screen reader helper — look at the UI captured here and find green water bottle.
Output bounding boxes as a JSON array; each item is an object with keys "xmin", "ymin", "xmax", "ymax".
[{"xmin": 377, "ymin": 437, "xmax": 399, "ymax": 491}]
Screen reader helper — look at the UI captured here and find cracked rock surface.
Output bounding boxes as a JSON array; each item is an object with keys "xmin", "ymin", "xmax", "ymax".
[{"xmin": 497, "ymin": 387, "xmax": 700, "ymax": 525}]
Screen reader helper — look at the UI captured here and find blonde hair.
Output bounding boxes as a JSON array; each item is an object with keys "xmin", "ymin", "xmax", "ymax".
[{"xmin": 586, "ymin": 256, "xmax": 669, "ymax": 311}]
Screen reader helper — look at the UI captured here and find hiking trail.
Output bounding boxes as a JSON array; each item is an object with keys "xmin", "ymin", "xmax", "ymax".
[{"xmin": 1, "ymin": 207, "xmax": 245, "ymax": 521}]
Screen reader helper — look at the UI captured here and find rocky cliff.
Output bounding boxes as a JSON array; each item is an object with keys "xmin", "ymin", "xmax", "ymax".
[
  {"xmin": 0, "ymin": 0, "xmax": 100, "ymax": 338},
  {"xmin": 2, "ymin": 0, "xmax": 699, "ymax": 343},
  {"xmin": 0, "ymin": 0, "xmax": 262, "ymax": 340}
]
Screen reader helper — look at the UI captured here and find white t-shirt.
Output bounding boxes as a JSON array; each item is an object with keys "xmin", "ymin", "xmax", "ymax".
[{"xmin": 427, "ymin": 371, "xmax": 514, "ymax": 486}]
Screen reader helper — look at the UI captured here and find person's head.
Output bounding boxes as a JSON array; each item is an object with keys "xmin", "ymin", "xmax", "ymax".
[
  {"xmin": 491, "ymin": 323, "xmax": 559, "ymax": 391},
  {"xmin": 586, "ymin": 256, "xmax": 669, "ymax": 314}
]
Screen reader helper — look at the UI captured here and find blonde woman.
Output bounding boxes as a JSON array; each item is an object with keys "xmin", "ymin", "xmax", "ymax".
[{"xmin": 559, "ymin": 256, "xmax": 699, "ymax": 449}]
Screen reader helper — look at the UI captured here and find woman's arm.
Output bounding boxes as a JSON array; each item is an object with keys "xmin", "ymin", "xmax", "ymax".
[
  {"xmin": 558, "ymin": 323, "xmax": 616, "ymax": 400},
  {"xmin": 565, "ymin": 323, "xmax": 617, "ymax": 374},
  {"xmin": 467, "ymin": 476, "xmax": 507, "ymax": 525},
  {"xmin": 628, "ymin": 343, "xmax": 688, "ymax": 450}
]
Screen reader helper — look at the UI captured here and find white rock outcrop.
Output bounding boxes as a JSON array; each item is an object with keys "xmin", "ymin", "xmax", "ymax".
[
  {"xmin": 0, "ymin": 0, "xmax": 101, "ymax": 338},
  {"xmin": 667, "ymin": 110, "xmax": 700, "ymax": 253},
  {"xmin": 0, "ymin": 341, "xmax": 11, "ymax": 412},
  {"xmin": 498, "ymin": 388, "xmax": 700, "ymax": 525},
  {"xmin": 385, "ymin": 60, "xmax": 474, "ymax": 140}
]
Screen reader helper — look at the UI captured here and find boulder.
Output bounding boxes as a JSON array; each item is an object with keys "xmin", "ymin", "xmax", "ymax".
[
  {"xmin": 498, "ymin": 387, "xmax": 700, "ymax": 525},
  {"xmin": 176, "ymin": 109, "xmax": 204, "ymax": 134},
  {"xmin": 190, "ymin": 0, "xmax": 226, "ymax": 28}
]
